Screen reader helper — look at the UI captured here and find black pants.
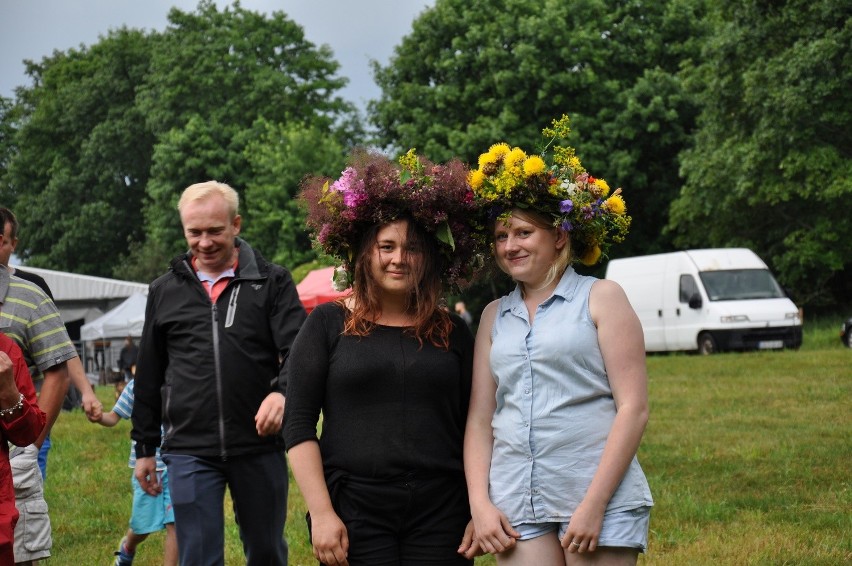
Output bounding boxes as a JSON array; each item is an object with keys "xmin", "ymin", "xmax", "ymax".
[{"xmin": 314, "ymin": 472, "xmax": 473, "ymax": 566}]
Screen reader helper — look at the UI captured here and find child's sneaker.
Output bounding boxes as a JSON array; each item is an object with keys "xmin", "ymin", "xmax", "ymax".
[{"xmin": 113, "ymin": 537, "xmax": 134, "ymax": 566}]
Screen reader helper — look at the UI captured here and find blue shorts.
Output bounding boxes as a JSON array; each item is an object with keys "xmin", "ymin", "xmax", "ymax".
[
  {"xmin": 514, "ymin": 506, "xmax": 651, "ymax": 552},
  {"xmin": 129, "ymin": 469, "xmax": 175, "ymax": 535}
]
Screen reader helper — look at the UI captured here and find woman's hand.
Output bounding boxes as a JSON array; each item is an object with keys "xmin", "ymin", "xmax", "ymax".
[
  {"xmin": 561, "ymin": 499, "xmax": 605, "ymax": 554},
  {"xmin": 457, "ymin": 518, "xmax": 485, "ymax": 559},
  {"xmin": 309, "ymin": 510, "xmax": 350, "ymax": 566},
  {"xmin": 470, "ymin": 501, "xmax": 521, "ymax": 555}
]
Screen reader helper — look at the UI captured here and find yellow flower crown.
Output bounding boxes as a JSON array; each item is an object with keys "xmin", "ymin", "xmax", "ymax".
[{"xmin": 469, "ymin": 115, "xmax": 631, "ymax": 266}]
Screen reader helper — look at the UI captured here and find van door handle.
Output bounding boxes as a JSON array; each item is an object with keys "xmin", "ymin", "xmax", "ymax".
[
  {"xmin": 658, "ymin": 309, "xmax": 662, "ymax": 318},
  {"xmin": 676, "ymin": 308, "xmax": 681, "ymax": 316}
]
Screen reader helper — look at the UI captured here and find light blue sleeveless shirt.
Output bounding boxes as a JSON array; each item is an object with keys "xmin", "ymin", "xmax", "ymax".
[{"xmin": 489, "ymin": 267, "xmax": 653, "ymax": 524}]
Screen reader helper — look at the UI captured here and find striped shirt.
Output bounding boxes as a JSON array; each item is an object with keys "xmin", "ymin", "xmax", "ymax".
[
  {"xmin": 0, "ymin": 269, "xmax": 78, "ymax": 382},
  {"xmin": 112, "ymin": 380, "xmax": 165, "ymax": 470}
]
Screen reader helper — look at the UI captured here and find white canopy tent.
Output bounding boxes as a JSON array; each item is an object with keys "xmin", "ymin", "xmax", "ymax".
[
  {"xmin": 80, "ymin": 292, "xmax": 147, "ymax": 385},
  {"xmin": 11, "ymin": 265, "xmax": 148, "ymax": 305},
  {"xmin": 80, "ymin": 292, "xmax": 147, "ymax": 341}
]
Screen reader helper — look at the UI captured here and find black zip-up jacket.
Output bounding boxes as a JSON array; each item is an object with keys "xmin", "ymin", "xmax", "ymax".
[{"xmin": 131, "ymin": 239, "xmax": 306, "ymax": 459}]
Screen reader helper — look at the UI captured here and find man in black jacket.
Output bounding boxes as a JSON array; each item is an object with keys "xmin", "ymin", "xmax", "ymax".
[{"xmin": 131, "ymin": 181, "xmax": 306, "ymax": 566}]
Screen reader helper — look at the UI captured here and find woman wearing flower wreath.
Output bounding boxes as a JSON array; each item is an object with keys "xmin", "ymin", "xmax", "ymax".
[
  {"xmin": 464, "ymin": 116, "xmax": 653, "ymax": 565},
  {"xmin": 284, "ymin": 149, "xmax": 485, "ymax": 565}
]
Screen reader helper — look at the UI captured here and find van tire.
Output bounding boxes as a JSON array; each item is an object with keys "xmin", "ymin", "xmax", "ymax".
[{"xmin": 698, "ymin": 332, "xmax": 717, "ymax": 355}]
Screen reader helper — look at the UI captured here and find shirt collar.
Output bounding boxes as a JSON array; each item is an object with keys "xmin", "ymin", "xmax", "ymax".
[
  {"xmin": 191, "ymin": 255, "xmax": 238, "ymax": 285},
  {"xmin": 500, "ymin": 266, "xmax": 580, "ymax": 315}
]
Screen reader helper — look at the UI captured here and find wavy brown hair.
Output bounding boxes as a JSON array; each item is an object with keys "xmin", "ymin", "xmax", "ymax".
[{"xmin": 340, "ymin": 216, "xmax": 453, "ymax": 350}]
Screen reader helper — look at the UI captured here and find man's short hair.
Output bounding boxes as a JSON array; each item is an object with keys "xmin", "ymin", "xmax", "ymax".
[
  {"xmin": 178, "ymin": 181, "xmax": 240, "ymax": 219},
  {"xmin": 0, "ymin": 207, "xmax": 19, "ymax": 239}
]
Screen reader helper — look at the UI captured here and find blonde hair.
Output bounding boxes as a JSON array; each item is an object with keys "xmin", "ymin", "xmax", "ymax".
[{"xmin": 178, "ymin": 181, "xmax": 239, "ymax": 219}]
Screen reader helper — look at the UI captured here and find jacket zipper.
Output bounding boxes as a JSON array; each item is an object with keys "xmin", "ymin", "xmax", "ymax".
[
  {"xmin": 183, "ymin": 259, "xmax": 229, "ymax": 460},
  {"xmin": 177, "ymin": 258, "xmax": 256, "ymax": 460},
  {"xmin": 211, "ymin": 303, "xmax": 228, "ymax": 460}
]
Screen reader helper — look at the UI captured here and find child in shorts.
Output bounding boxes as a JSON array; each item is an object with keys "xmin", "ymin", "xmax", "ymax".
[{"xmin": 91, "ymin": 378, "xmax": 177, "ymax": 566}]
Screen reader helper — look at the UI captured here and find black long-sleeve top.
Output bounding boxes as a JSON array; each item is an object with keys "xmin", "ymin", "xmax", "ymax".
[{"xmin": 284, "ymin": 302, "xmax": 474, "ymax": 480}]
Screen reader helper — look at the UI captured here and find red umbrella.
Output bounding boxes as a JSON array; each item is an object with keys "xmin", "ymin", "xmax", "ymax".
[{"xmin": 296, "ymin": 266, "xmax": 351, "ymax": 314}]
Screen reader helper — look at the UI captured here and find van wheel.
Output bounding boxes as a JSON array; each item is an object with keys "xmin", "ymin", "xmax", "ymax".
[{"xmin": 698, "ymin": 332, "xmax": 717, "ymax": 355}]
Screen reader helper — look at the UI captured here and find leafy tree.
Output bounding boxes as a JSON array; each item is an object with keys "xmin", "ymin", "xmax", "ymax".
[
  {"xmin": 1, "ymin": 1, "xmax": 360, "ymax": 281},
  {"xmin": 242, "ymin": 119, "xmax": 347, "ymax": 268},
  {"xmin": 370, "ymin": 0, "xmax": 709, "ymax": 259},
  {"xmin": 134, "ymin": 0, "xmax": 358, "ymax": 274},
  {"xmin": 0, "ymin": 98, "xmax": 18, "ymax": 173},
  {"xmin": 670, "ymin": 0, "xmax": 851, "ymax": 306},
  {"xmin": 0, "ymin": 28, "xmax": 155, "ymax": 276}
]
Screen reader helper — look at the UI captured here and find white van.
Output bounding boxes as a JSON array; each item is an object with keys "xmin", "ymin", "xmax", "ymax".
[{"xmin": 605, "ymin": 248, "xmax": 802, "ymax": 354}]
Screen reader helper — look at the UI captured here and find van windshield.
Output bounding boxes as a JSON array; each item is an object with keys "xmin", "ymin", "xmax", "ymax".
[{"xmin": 699, "ymin": 269, "xmax": 786, "ymax": 301}]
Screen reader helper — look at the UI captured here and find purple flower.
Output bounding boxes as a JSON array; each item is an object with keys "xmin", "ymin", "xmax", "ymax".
[
  {"xmin": 559, "ymin": 199, "xmax": 574, "ymax": 214},
  {"xmin": 318, "ymin": 224, "xmax": 331, "ymax": 245},
  {"xmin": 331, "ymin": 167, "xmax": 357, "ymax": 192},
  {"xmin": 343, "ymin": 190, "xmax": 366, "ymax": 208},
  {"xmin": 561, "ymin": 220, "xmax": 573, "ymax": 232},
  {"xmin": 582, "ymin": 205, "xmax": 595, "ymax": 220}
]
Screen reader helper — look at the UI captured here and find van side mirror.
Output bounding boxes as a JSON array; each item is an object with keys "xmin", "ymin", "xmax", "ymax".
[{"xmin": 688, "ymin": 294, "xmax": 702, "ymax": 309}]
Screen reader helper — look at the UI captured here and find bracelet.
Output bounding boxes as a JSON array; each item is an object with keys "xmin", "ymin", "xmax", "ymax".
[{"xmin": 0, "ymin": 393, "xmax": 24, "ymax": 417}]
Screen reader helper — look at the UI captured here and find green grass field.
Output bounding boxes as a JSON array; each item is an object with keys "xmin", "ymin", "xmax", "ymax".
[{"xmin": 45, "ymin": 317, "xmax": 850, "ymax": 564}]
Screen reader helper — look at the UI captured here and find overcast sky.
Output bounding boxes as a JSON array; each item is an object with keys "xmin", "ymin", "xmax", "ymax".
[{"xmin": 0, "ymin": 0, "xmax": 435, "ymax": 111}]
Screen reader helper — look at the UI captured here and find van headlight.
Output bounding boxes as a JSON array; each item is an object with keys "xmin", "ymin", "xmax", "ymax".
[
  {"xmin": 786, "ymin": 312, "xmax": 801, "ymax": 322},
  {"xmin": 720, "ymin": 315, "xmax": 749, "ymax": 323}
]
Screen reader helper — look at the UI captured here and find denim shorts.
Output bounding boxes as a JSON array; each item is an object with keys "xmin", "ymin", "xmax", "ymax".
[
  {"xmin": 130, "ymin": 469, "xmax": 175, "ymax": 535},
  {"xmin": 514, "ymin": 506, "xmax": 651, "ymax": 552}
]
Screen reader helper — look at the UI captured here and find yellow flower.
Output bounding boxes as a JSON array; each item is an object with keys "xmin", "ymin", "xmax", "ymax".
[
  {"xmin": 489, "ymin": 143, "xmax": 511, "ymax": 158},
  {"xmin": 568, "ymin": 156, "xmax": 583, "ymax": 171},
  {"xmin": 594, "ymin": 178, "xmax": 610, "ymax": 197},
  {"xmin": 604, "ymin": 194, "xmax": 626, "ymax": 215},
  {"xmin": 398, "ymin": 148, "xmax": 418, "ymax": 173},
  {"xmin": 478, "ymin": 152, "xmax": 497, "ymax": 169},
  {"xmin": 469, "ymin": 169, "xmax": 486, "ymax": 190},
  {"xmin": 523, "ymin": 156, "xmax": 546, "ymax": 177},
  {"xmin": 505, "ymin": 148, "xmax": 527, "ymax": 171},
  {"xmin": 494, "ymin": 173, "xmax": 516, "ymax": 195},
  {"xmin": 579, "ymin": 245, "xmax": 602, "ymax": 266}
]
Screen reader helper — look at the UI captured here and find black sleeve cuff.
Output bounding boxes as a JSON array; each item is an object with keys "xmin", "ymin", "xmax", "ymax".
[{"xmin": 135, "ymin": 443, "xmax": 159, "ymax": 459}]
